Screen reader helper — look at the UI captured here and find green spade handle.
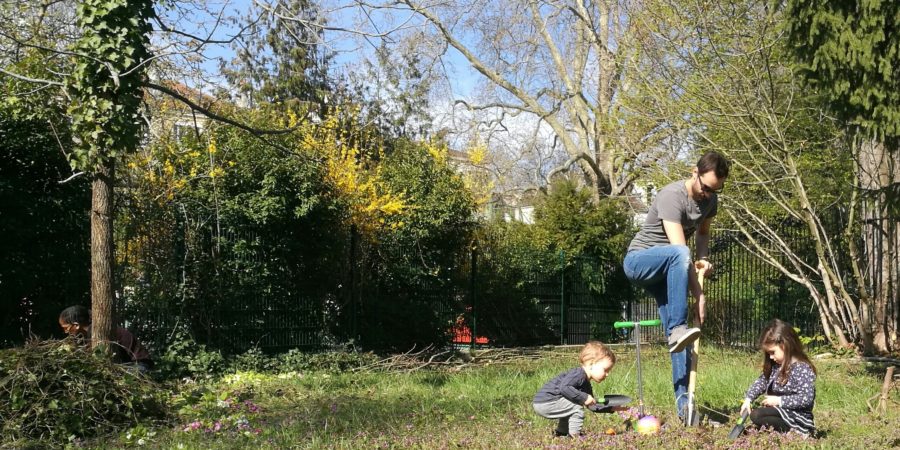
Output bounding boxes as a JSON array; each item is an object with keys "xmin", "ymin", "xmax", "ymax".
[{"xmin": 614, "ymin": 319, "xmax": 661, "ymax": 329}]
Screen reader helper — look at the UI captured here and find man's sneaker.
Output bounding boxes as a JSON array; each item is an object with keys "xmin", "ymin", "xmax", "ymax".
[{"xmin": 668, "ymin": 326, "xmax": 701, "ymax": 353}]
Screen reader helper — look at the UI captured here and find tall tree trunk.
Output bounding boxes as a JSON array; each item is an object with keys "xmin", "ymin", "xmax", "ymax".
[
  {"xmin": 857, "ymin": 137, "xmax": 898, "ymax": 353},
  {"xmin": 845, "ymin": 188, "xmax": 876, "ymax": 351},
  {"xmin": 888, "ymin": 220, "xmax": 900, "ymax": 350},
  {"xmin": 91, "ymin": 159, "xmax": 115, "ymax": 349}
]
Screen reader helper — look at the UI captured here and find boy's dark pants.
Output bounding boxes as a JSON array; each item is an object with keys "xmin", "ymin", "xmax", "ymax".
[{"xmin": 533, "ymin": 398, "xmax": 585, "ymax": 436}]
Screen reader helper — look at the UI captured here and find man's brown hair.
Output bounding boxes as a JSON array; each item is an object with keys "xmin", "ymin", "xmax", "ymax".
[{"xmin": 697, "ymin": 151, "xmax": 730, "ymax": 179}]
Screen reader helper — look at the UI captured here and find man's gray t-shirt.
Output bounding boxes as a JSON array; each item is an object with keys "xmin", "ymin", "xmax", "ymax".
[{"xmin": 628, "ymin": 180, "xmax": 718, "ymax": 252}]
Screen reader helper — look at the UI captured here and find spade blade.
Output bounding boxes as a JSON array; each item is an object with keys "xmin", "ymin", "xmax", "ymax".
[
  {"xmin": 588, "ymin": 394, "xmax": 632, "ymax": 413},
  {"xmin": 728, "ymin": 411, "xmax": 750, "ymax": 440},
  {"xmin": 603, "ymin": 394, "xmax": 632, "ymax": 407}
]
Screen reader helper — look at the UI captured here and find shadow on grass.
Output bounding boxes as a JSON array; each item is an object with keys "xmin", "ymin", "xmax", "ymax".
[
  {"xmin": 417, "ymin": 372, "xmax": 450, "ymax": 387},
  {"xmin": 700, "ymin": 402, "xmax": 736, "ymax": 425},
  {"xmin": 861, "ymin": 361, "xmax": 899, "ymax": 379},
  {"xmin": 258, "ymin": 388, "xmax": 526, "ymax": 443}
]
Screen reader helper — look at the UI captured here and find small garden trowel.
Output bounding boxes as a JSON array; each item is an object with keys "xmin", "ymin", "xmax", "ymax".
[
  {"xmin": 588, "ymin": 394, "xmax": 632, "ymax": 413},
  {"xmin": 727, "ymin": 410, "xmax": 750, "ymax": 440}
]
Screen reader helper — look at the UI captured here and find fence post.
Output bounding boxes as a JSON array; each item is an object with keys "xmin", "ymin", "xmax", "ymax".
[
  {"xmin": 470, "ymin": 246, "xmax": 477, "ymax": 352},
  {"xmin": 350, "ymin": 225, "xmax": 358, "ymax": 343},
  {"xmin": 560, "ymin": 250, "xmax": 566, "ymax": 345}
]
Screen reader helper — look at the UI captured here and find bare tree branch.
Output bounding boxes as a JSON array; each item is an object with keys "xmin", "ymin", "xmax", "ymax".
[
  {"xmin": 144, "ymin": 81, "xmax": 303, "ymax": 136},
  {"xmin": 0, "ymin": 67, "xmax": 64, "ymax": 86}
]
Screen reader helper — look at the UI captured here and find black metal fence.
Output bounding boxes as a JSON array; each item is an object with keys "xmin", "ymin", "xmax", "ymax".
[
  {"xmin": 625, "ymin": 227, "xmax": 826, "ymax": 346},
  {"xmin": 117, "ymin": 221, "xmax": 833, "ymax": 355}
]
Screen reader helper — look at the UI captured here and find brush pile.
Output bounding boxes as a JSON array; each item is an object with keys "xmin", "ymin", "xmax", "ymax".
[
  {"xmin": 0, "ymin": 339, "xmax": 169, "ymax": 447},
  {"xmin": 352, "ymin": 345, "xmax": 564, "ymax": 372}
]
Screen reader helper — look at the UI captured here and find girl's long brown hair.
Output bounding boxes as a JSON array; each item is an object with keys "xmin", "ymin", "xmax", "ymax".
[{"xmin": 759, "ymin": 319, "xmax": 817, "ymax": 384}]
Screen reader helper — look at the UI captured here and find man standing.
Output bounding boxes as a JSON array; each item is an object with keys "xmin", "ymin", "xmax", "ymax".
[{"xmin": 623, "ymin": 152, "xmax": 728, "ymax": 418}]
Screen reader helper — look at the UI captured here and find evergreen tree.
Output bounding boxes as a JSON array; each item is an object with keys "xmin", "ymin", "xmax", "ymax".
[
  {"xmin": 347, "ymin": 42, "xmax": 434, "ymax": 139},
  {"xmin": 784, "ymin": 0, "xmax": 899, "ymax": 352},
  {"xmin": 784, "ymin": 0, "xmax": 900, "ymax": 139},
  {"xmin": 223, "ymin": 0, "xmax": 331, "ymax": 108}
]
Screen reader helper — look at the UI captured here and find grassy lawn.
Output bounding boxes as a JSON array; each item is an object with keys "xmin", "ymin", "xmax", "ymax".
[{"xmin": 94, "ymin": 346, "xmax": 898, "ymax": 449}]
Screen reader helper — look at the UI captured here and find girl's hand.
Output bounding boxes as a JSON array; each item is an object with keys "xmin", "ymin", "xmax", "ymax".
[
  {"xmin": 761, "ymin": 396, "xmax": 782, "ymax": 407},
  {"xmin": 584, "ymin": 395, "xmax": 596, "ymax": 407},
  {"xmin": 740, "ymin": 399, "xmax": 752, "ymax": 416}
]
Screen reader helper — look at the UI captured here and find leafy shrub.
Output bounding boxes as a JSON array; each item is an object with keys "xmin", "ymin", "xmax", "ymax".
[
  {"xmin": 534, "ymin": 179, "xmax": 633, "ymax": 262},
  {"xmin": 467, "ymin": 180, "xmax": 635, "ymax": 346},
  {"xmin": 335, "ymin": 140, "xmax": 476, "ymax": 350},
  {"xmin": 0, "ymin": 340, "xmax": 169, "ymax": 447},
  {"xmin": 227, "ymin": 347, "xmax": 280, "ymax": 373},
  {"xmin": 155, "ymin": 329, "xmax": 226, "ymax": 379},
  {"xmin": 159, "ymin": 341, "xmax": 380, "ymax": 377},
  {"xmin": 278, "ymin": 348, "xmax": 379, "ymax": 372},
  {"xmin": 0, "ymin": 114, "xmax": 90, "ymax": 347}
]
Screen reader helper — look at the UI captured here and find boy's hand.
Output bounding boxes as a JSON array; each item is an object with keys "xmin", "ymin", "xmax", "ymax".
[
  {"xmin": 739, "ymin": 399, "xmax": 752, "ymax": 416},
  {"xmin": 584, "ymin": 395, "xmax": 596, "ymax": 407},
  {"xmin": 761, "ymin": 396, "xmax": 782, "ymax": 407}
]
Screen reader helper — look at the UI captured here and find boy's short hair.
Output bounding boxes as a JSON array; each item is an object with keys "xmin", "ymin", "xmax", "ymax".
[
  {"xmin": 60, "ymin": 305, "xmax": 91, "ymax": 325},
  {"xmin": 580, "ymin": 341, "xmax": 615, "ymax": 365}
]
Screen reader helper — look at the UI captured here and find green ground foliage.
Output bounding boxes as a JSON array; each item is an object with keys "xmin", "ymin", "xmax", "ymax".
[
  {"xmin": 57, "ymin": 346, "xmax": 900, "ymax": 450},
  {"xmin": 0, "ymin": 340, "xmax": 169, "ymax": 448}
]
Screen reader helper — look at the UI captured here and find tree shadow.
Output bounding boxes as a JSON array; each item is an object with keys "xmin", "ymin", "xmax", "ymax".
[
  {"xmin": 417, "ymin": 372, "xmax": 450, "ymax": 387},
  {"xmin": 700, "ymin": 402, "xmax": 737, "ymax": 425},
  {"xmin": 262, "ymin": 388, "xmax": 526, "ymax": 442}
]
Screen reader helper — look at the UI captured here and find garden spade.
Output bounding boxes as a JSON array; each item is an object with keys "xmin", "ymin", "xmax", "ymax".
[
  {"xmin": 613, "ymin": 319, "xmax": 661, "ymax": 417},
  {"xmin": 685, "ymin": 267, "xmax": 706, "ymax": 427},
  {"xmin": 588, "ymin": 394, "xmax": 633, "ymax": 413},
  {"xmin": 727, "ymin": 410, "xmax": 750, "ymax": 440}
]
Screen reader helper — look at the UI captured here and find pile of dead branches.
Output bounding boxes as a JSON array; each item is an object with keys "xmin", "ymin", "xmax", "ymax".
[
  {"xmin": 0, "ymin": 340, "xmax": 169, "ymax": 447},
  {"xmin": 352, "ymin": 345, "xmax": 582, "ymax": 373}
]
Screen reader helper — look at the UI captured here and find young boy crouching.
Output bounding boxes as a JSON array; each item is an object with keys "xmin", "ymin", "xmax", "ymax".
[{"xmin": 532, "ymin": 341, "xmax": 622, "ymax": 437}]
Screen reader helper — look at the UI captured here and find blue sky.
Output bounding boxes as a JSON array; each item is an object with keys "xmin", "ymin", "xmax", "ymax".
[{"xmin": 159, "ymin": 0, "xmax": 479, "ymax": 98}]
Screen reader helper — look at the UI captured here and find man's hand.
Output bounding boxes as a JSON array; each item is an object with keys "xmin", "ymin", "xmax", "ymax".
[
  {"xmin": 695, "ymin": 258, "xmax": 714, "ymax": 277},
  {"xmin": 694, "ymin": 262, "xmax": 709, "ymax": 325}
]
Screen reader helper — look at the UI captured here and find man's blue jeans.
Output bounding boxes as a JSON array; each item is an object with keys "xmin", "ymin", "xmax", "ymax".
[{"xmin": 623, "ymin": 245, "xmax": 694, "ymax": 417}]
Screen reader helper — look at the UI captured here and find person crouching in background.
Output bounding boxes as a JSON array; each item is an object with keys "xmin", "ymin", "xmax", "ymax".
[{"xmin": 59, "ymin": 305, "xmax": 153, "ymax": 374}]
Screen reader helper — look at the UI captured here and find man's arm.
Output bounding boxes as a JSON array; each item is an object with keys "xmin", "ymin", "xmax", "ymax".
[
  {"xmin": 662, "ymin": 220, "xmax": 687, "ymax": 246},
  {"xmin": 694, "ymin": 217, "xmax": 715, "ymax": 325},
  {"xmin": 696, "ymin": 217, "xmax": 713, "ymax": 266}
]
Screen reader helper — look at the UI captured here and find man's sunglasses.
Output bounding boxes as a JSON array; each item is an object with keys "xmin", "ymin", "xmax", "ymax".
[{"xmin": 698, "ymin": 178, "xmax": 724, "ymax": 194}]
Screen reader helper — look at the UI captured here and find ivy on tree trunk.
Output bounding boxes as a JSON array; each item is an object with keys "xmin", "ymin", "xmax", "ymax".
[{"xmin": 66, "ymin": 0, "xmax": 153, "ymax": 349}]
